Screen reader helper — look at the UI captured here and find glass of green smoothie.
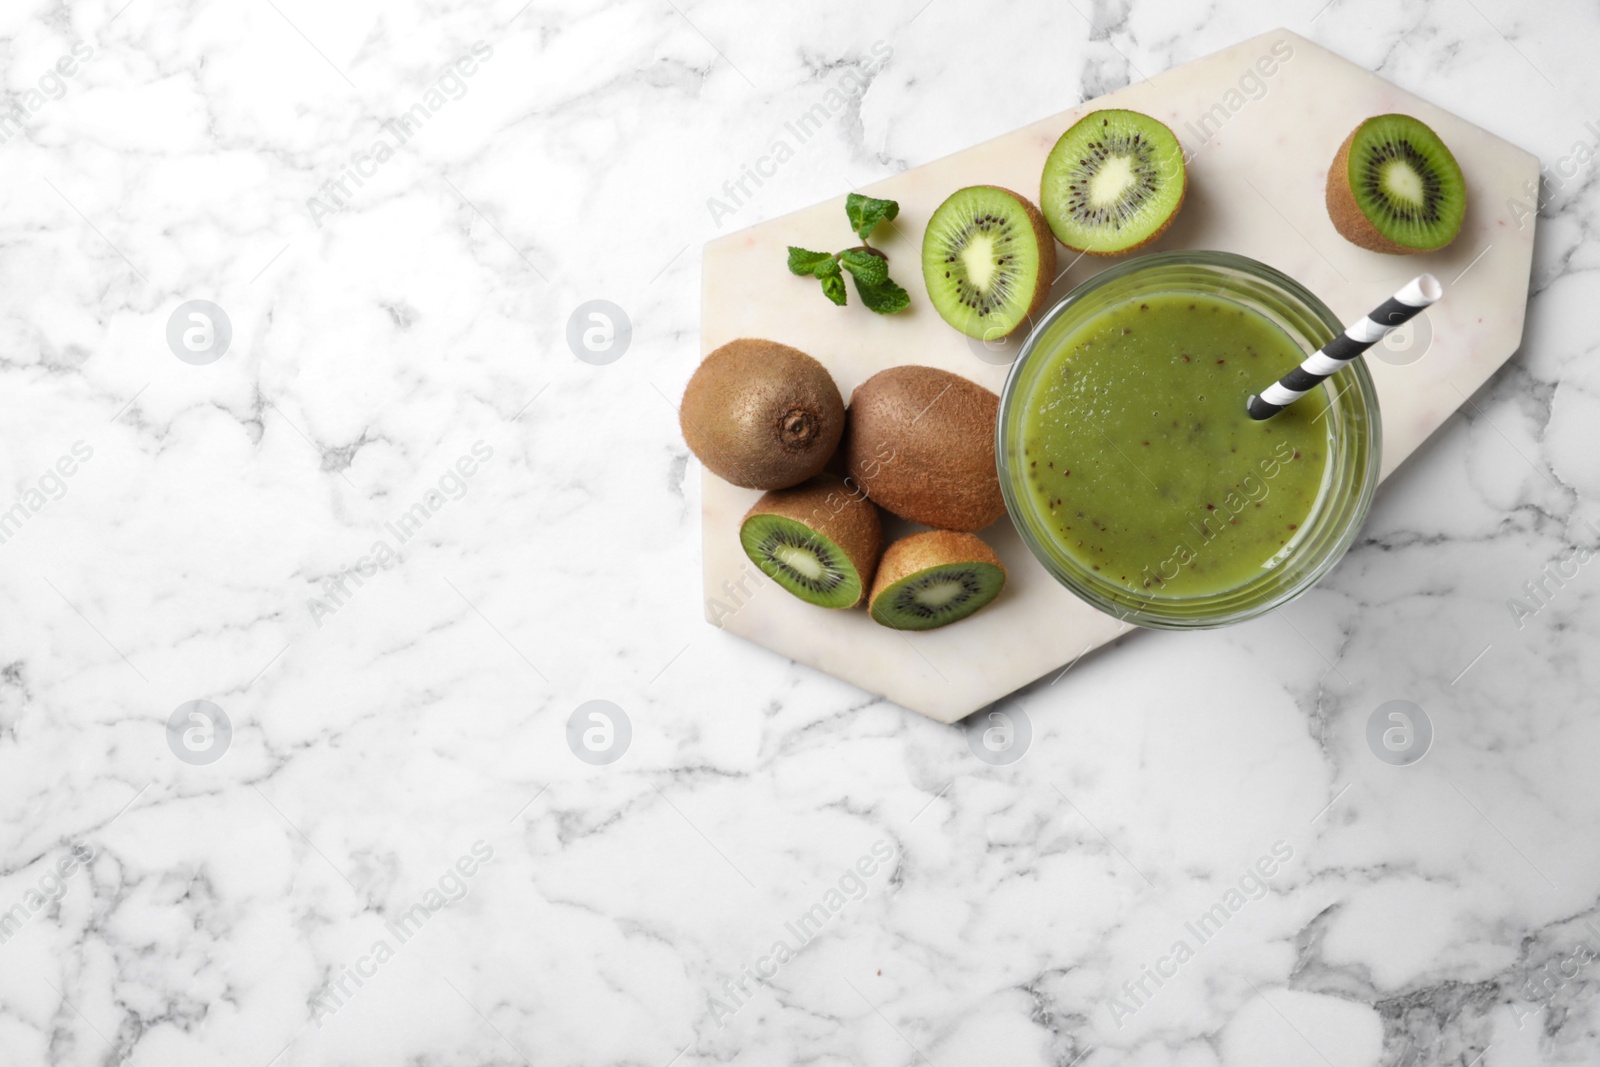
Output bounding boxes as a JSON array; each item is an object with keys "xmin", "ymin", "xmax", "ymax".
[{"xmin": 997, "ymin": 251, "xmax": 1380, "ymax": 629}]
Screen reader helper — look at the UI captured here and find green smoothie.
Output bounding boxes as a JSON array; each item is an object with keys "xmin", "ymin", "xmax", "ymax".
[{"xmin": 1020, "ymin": 292, "xmax": 1330, "ymax": 597}]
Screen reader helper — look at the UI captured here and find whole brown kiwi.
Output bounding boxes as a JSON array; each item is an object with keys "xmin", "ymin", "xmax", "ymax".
[
  {"xmin": 680, "ymin": 339, "xmax": 845, "ymax": 490},
  {"xmin": 843, "ymin": 366, "xmax": 1004, "ymax": 532}
]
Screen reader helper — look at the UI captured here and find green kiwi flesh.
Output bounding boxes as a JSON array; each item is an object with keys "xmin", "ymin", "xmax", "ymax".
[
  {"xmin": 872, "ymin": 565, "xmax": 1004, "ymax": 630},
  {"xmin": 921, "ymin": 185, "xmax": 1056, "ymax": 341},
  {"xmin": 1334, "ymin": 114, "xmax": 1465, "ymax": 252},
  {"xmin": 869, "ymin": 530, "xmax": 1006, "ymax": 631},
  {"xmin": 739, "ymin": 476, "xmax": 880, "ymax": 609},
  {"xmin": 1040, "ymin": 109, "xmax": 1187, "ymax": 255},
  {"xmin": 741, "ymin": 516, "xmax": 863, "ymax": 609}
]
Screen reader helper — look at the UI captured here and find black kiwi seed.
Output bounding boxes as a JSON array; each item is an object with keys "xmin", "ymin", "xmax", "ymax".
[
  {"xmin": 739, "ymin": 476, "xmax": 881, "ymax": 610},
  {"xmin": 1041, "ymin": 109, "xmax": 1187, "ymax": 255},
  {"xmin": 889, "ymin": 570, "xmax": 986, "ymax": 619},
  {"xmin": 1327, "ymin": 113, "xmax": 1465, "ymax": 254},
  {"xmin": 1359, "ymin": 138, "xmax": 1444, "ymax": 223},
  {"xmin": 754, "ymin": 528, "xmax": 843, "ymax": 594},
  {"xmin": 921, "ymin": 185, "xmax": 1054, "ymax": 341},
  {"xmin": 868, "ymin": 530, "xmax": 1007, "ymax": 631}
]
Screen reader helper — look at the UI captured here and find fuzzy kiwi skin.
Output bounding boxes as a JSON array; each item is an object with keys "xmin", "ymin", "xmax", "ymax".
[
  {"xmin": 1007, "ymin": 187, "xmax": 1059, "ymax": 321},
  {"xmin": 680, "ymin": 339, "xmax": 845, "ymax": 490},
  {"xmin": 742, "ymin": 474, "xmax": 882, "ymax": 608},
  {"xmin": 844, "ymin": 366, "xmax": 1004, "ymax": 532},
  {"xmin": 1326, "ymin": 126, "xmax": 1412, "ymax": 255},
  {"xmin": 869, "ymin": 530, "xmax": 1006, "ymax": 629},
  {"xmin": 1325, "ymin": 119, "xmax": 1464, "ymax": 254}
]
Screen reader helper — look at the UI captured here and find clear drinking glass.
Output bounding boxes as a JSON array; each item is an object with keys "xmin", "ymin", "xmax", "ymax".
[{"xmin": 996, "ymin": 251, "xmax": 1381, "ymax": 629}]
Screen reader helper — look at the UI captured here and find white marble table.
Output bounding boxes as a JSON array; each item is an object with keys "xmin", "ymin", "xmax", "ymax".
[{"xmin": 2, "ymin": 2, "xmax": 1596, "ymax": 1065}]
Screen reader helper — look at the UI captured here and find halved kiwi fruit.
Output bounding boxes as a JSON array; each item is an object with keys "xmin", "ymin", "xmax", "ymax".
[
  {"xmin": 1326, "ymin": 114, "xmax": 1465, "ymax": 254},
  {"xmin": 680, "ymin": 339, "xmax": 845, "ymax": 490},
  {"xmin": 922, "ymin": 185, "xmax": 1056, "ymax": 341},
  {"xmin": 740, "ymin": 474, "xmax": 881, "ymax": 609},
  {"xmin": 869, "ymin": 530, "xmax": 1006, "ymax": 631},
  {"xmin": 1040, "ymin": 109, "xmax": 1187, "ymax": 255}
]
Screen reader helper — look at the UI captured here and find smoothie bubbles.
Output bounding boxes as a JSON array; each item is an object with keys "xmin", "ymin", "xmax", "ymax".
[{"xmin": 997, "ymin": 252, "xmax": 1384, "ymax": 629}]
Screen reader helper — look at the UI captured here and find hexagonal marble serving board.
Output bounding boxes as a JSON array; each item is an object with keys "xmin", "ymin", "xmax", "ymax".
[{"xmin": 697, "ymin": 28, "xmax": 1537, "ymax": 723}]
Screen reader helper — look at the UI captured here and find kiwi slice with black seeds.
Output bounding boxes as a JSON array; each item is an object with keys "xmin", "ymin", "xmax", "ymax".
[
  {"xmin": 1040, "ymin": 109, "xmax": 1187, "ymax": 255},
  {"xmin": 869, "ymin": 530, "xmax": 1006, "ymax": 631},
  {"xmin": 922, "ymin": 186, "xmax": 1056, "ymax": 341},
  {"xmin": 1326, "ymin": 114, "xmax": 1465, "ymax": 254},
  {"xmin": 740, "ymin": 475, "xmax": 881, "ymax": 609}
]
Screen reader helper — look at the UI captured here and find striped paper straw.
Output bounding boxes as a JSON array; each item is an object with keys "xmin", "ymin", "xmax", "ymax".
[{"xmin": 1247, "ymin": 274, "xmax": 1443, "ymax": 420}]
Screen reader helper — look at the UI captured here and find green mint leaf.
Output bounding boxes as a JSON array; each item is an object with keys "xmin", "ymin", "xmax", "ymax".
[
  {"xmin": 811, "ymin": 256, "xmax": 842, "ymax": 279},
  {"xmin": 838, "ymin": 248, "xmax": 888, "ymax": 285},
  {"xmin": 845, "ymin": 193, "xmax": 899, "ymax": 241},
  {"xmin": 819, "ymin": 271, "xmax": 848, "ymax": 306},
  {"xmin": 787, "ymin": 247, "xmax": 835, "ymax": 276},
  {"xmin": 855, "ymin": 274, "xmax": 910, "ymax": 315}
]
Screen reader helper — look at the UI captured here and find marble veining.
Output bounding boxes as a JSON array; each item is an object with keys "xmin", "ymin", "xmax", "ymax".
[{"xmin": 0, "ymin": 1, "xmax": 1596, "ymax": 1065}]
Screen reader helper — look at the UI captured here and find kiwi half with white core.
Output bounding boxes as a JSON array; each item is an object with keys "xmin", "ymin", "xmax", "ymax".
[
  {"xmin": 740, "ymin": 475, "xmax": 882, "ymax": 609},
  {"xmin": 922, "ymin": 186, "xmax": 1056, "ymax": 341},
  {"xmin": 869, "ymin": 530, "xmax": 1006, "ymax": 631},
  {"xmin": 1326, "ymin": 114, "xmax": 1466, "ymax": 253},
  {"xmin": 1040, "ymin": 109, "xmax": 1187, "ymax": 255}
]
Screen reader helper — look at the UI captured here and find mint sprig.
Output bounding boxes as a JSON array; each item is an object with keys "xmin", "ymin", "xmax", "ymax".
[
  {"xmin": 845, "ymin": 192, "xmax": 898, "ymax": 242},
  {"xmin": 785, "ymin": 194, "xmax": 910, "ymax": 314},
  {"xmin": 786, "ymin": 248, "xmax": 835, "ymax": 275},
  {"xmin": 855, "ymin": 276, "xmax": 910, "ymax": 314},
  {"xmin": 838, "ymin": 248, "xmax": 887, "ymax": 285},
  {"xmin": 814, "ymin": 259, "xmax": 847, "ymax": 306}
]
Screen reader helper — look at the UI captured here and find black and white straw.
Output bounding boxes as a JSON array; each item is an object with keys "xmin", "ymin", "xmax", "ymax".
[{"xmin": 1246, "ymin": 274, "xmax": 1443, "ymax": 420}]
